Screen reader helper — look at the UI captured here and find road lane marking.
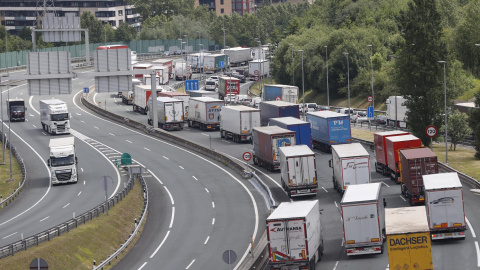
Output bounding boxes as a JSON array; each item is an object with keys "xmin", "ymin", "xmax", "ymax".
[
  {"xmin": 3, "ymin": 232, "xmax": 17, "ymax": 239},
  {"xmin": 212, "ymin": 202, "xmax": 215, "ymax": 208},
  {"xmin": 192, "ymin": 176, "xmax": 198, "ymax": 181},
  {"xmin": 163, "ymin": 156, "xmax": 169, "ymax": 160},
  {"xmin": 39, "ymin": 216, "xmax": 49, "ymax": 222},
  {"xmin": 144, "ymin": 147, "xmax": 151, "ymax": 151},
  {"xmin": 341, "ymin": 239, "xmax": 344, "ymax": 247},
  {"xmin": 179, "ymin": 166, "xmax": 184, "ymax": 169},
  {"xmin": 84, "ymin": 181, "xmax": 86, "ymax": 185},
  {"xmin": 42, "ymin": 132, "xmax": 46, "ymax": 136},
  {"xmin": 164, "ymin": 186, "xmax": 174, "ymax": 205},
  {"xmin": 138, "ymin": 262, "xmax": 147, "ymax": 270},
  {"xmin": 204, "ymin": 236, "xmax": 210, "ymax": 245},
  {"xmin": 322, "ymin": 187, "xmax": 328, "ymax": 193},
  {"xmin": 212, "ymin": 218, "xmax": 215, "ymax": 225},
  {"xmin": 399, "ymin": 195, "xmax": 406, "ymax": 202},
  {"xmin": 63, "ymin": 203, "xmax": 70, "ymax": 208},
  {"xmin": 205, "ymin": 188, "xmax": 209, "ymax": 193},
  {"xmin": 475, "ymin": 241, "xmax": 480, "ymax": 267},
  {"xmin": 126, "ymin": 140, "xmax": 132, "ymax": 143},
  {"xmin": 334, "ymin": 201, "xmax": 338, "ymax": 208},
  {"xmin": 109, "ymin": 133, "xmax": 115, "ymax": 136},
  {"xmin": 94, "ymin": 126, "xmax": 99, "ymax": 129},
  {"xmin": 333, "ymin": 261, "xmax": 339, "ymax": 270},
  {"xmin": 467, "ymin": 217, "xmax": 477, "ymax": 238},
  {"xmin": 382, "ymin": 181, "xmax": 390, "ymax": 187},
  {"xmin": 32, "ymin": 125, "xmax": 36, "ymax": 128},
  {"xmin": 169, "ymin": 207, "xmax": 175, "ymax": 228},
  {"xmin": 81, "ymin": 168, "xmax": 84, "ymax": 172},
  {"xmin": 76, "ymin": 113, "xmax": 81, "ymax": 115},
  {"xmin": 80, "ymin": 120, "xmax": 85, "ymax": 123},
  {"xmin": 78, "ymin": 191, "xmax": 82, "ymax": 196},
  {"xmin": 185, "ymin": 259, "xmax": 195, "ymax": 269},
  {"xmin": 150, "ymin": 230, "xmax": 170, "ymax": 258}
]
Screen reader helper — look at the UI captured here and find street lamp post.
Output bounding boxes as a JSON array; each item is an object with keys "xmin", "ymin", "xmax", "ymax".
[
  {"xmin": 289, "ymin": 44, "xmax": 294, "ymax": 86},
  {"xmin": 343, "ymin": 52, "xmax": 351, "ymax": 117},
  {"xmin": 181, "ymin": 41, "xmax": 186, "ymax": 81},
  {"xmin": 389, "ymin": 55, "xmax": 397, "ymax": 129},
  {"xmin": 298, "ymin": 50, "xmax": 305, "ymax": 119},
  {"xmin": 367, "ymin": 44, "xmax": 374, "ymax": 109},
  {"xmin": 197, "ymin": 31, "xmax": 200, "ymax": 52},
  {"xmin": 199, "ymin": 44, "xmax": 204, "ymax": 81},
  {"xmin": 475, "ymin": 44, "xmax": 480, "ymax": 77},
  {"xmin": 325, "ymin": 45, "xmax": 329, "ymax": 107},
  {"xmin": 438, "ymin": 60, "xmax": 448, "ymax": 164}
]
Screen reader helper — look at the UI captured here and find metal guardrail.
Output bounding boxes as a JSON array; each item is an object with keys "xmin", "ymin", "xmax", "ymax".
[
  {"xmin": 0, "ymin": 131, "xmax": 26, "ymax": 210},
  {"xmin": 0, "ymin": 168, "xmax": 144, "ymax": 259}
]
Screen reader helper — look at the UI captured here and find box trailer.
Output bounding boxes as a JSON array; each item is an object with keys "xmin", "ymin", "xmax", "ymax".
[
  {"xmin": 374, "ymin": 130, "xmax": 410, "ymax": 176},
  {"xmin": 218, "ymin": 76, "xmax": 240, "ymax": 100},
  {"xmin": 147, "ymin": 97, "xmax": 184, "ymax": 131},
  {"xmin": 252, "ymin": 126, "xmax": 296, "ymax": 171},
  {"xmin": 248, "ymin": 60, "xmax": 270, "ymax": 77},
  {"xmin": 157, "ymin": 91, "xmax": 190, "ymax": 118},
  {"xmin": 222, "ymin": 47, "xmax": 252, "ymax": 66},
  {"xmin": 385, "ymin": 134, "xmax": 422, "ymax": 182},
  {"xmin": 263, "ymin": 84, "xmax": 299, "ymax": 104},
  {"xmin": 399, "ymin": 147, "xmax": 438, "ymax": 205},
  {"xmin": 259, "ymin": 101, "xmax": 299, "ymax": 126},
  {"xmin": 269, "ymin": 117, "xmax": 312, "ymax": 149},
  {"xmin": 151, "ymin": 65, "xmax": 170, "ymax": 85},
  {"xmin": 152, "ymin": 59, "xmax": 174, "ymax": 78},
  {"xmin": 174, "ymin": 62, "xmax": 192, "ymax": 81},
  {"xmin": 220, "ymin": 105, "xmax": 261, "ymax": 143},
  {"xmin": 279, "ymin": 145, "xmax": 318, "ymax": 198},
  {"xmin": 307, "ymin": 111, "xmax": 352, "ymax": 152},
  {"xmin": 386, "ymin": 207, "xmax": 433, "ymax": 270},
  {"xmin": 424, "ymin": 172, "xmax": 466, "ymax": 240},
  {"xmin": 186, "ymin": 90, "xmax": 220, "ymax": 99},
  {"xmin": 267, "ymin": 200, "xmax": 323, "ymax": 270},
  {"xmin": 133, "ymin": 85, "xmax": 152, "ymax": 114},
  {"xmin": 132, "ymin": 63, "xmax": 152, "ymax": 80},
  {"xmin": 386, "ymin": 96, "xmax": 408, "ymax": 128},
  {"xmin": 187, "ymin": 97, "xmax": 223, "ymax": 130},
  {"xmin": 330, "ymin": 143, "xmax": 371, "ymax": 193},
  {"xmin": 341, "ymin": 183, "xmax": 385, "ymax": 255},
  {"xmin": 186, "ymin": 52, "xmax": 211, "ymax": 72},
  {"xmin": 204, "ymin": 54, "xmax": 229, "ymax": 73}
]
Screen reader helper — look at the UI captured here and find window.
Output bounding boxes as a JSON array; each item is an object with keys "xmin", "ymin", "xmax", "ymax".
[
  {"xmin": 118, "ymin": 10, "xmax": 123, "ymax": 16},
  {"xmin": 221, "ymin": 8, "xmax": 224, "ymax": 13},
  {"xmin": 220, "ymin": 0, "xmax": 224, "ymax": 4}
]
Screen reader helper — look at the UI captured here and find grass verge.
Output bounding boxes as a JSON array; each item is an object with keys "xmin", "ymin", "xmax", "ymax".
[
  {"xmin": 0, "ymin": 144, "xmax": 23, "ymax": 203},
  {"xmin": 0, "ymin": 177, "xmax": 146, "ymax": 270},
  {"xmin": 351, "ymin": 128, "xmax": 480, "ymax": 180}
]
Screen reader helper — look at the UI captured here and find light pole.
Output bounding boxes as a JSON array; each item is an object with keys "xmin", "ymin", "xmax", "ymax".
[
  {"xmin": 325, "ymin": 45, "xmax": 329, "ymax": 107},
  {"xmin": 298, "ymin": 50, "xmax": 305, "ymax": 118},
  {"xmin": 184, "ymin": 34, "xmax": 188, "ymax": 55},
  {"xmin": 289, "ymin": 44, "xmax": 294, "ymax": 86},
  {"xmin": 197, "ymin": 31, "xmax": 200, "ymax": 52},
  {"xmin": 367, "ymin": 44, "xmax": 374, "ymax": 109},
  {"xmin": 438, "ymin": 60, "xmax": 448, "ymax": 163},
  {"xmin": 181, "ymin": 41, "xmax": 186, "ymax": 81},
  {"xmin": 104, "ymin": 24, "xmax": 106, "ymax": 43},
  {"xmin": 389, "ymin": 55, "xmax": 397, "ymax": 129},
  {"xmin": 343, "ymin": 52, "xmax": 351, "ymax": 116},
  {"xmin": 475, "ymin": 44, "xmax": 480, "ymax": 77},
  {"xmin": 199, "ymin": 44, "xmax": 204, "ymax": 81}
]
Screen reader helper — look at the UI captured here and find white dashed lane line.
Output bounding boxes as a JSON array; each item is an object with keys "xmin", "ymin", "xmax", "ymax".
[
  {"xmin": 192, "ymin": 176, "xmax": 198, "ymax": 181},
  {"xmin": 204, "ymin": 236, "xmax": 210, "ymax": 245},
  {"xmin": 126, "ymin": 140, "xmax": 132, "ymax": 143},
  {"xmin": 63, "ymin": 203, "xmax": 70, "ymax": 208},
  {"xmin": 179, "ymin": 166, "xmax": 184, "ymax": 170},
  {"xmin": 212, "ymin": 218, "xmax": 215, "ymax": 225},
  {"xmin": 185, "ymin": 259, "xmax": 195, "ymax": 269},
  {"xmin": 39, "ymin": 216, "xmax": 49, "ymax": 222},
  {"xmin": 144, "ymin": 147, "xmax": 151, "ymax": 151},
  {"xmin": 2, "ymin": 232, "xmax": 17, "ymax": 239},
  {"xmin": 163, "ymin": 156, "xmax": 169, "ymax": 160}
]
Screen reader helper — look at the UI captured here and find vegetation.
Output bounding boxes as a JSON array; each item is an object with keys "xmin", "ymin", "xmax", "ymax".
[
  {"xmin": 0, "ymin": 145, "xmax": 22, "ymax": 203},
  {"xmin": 445, "ymin": 110, "xmax": 471, "ymax": 151},
  {"xmin": 468, "ymin": 91, "xmax": 480, "ymax": 158}
]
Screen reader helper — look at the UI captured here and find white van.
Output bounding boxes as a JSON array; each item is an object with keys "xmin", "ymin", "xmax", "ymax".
[{"xmin": 335, "ymin": 108, "xmax": 355, "ymax": 115}]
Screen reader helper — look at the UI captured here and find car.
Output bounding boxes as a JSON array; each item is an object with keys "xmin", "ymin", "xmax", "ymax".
[
  {"xmin": 299, "ymin": 103, "xmax": 318, "ymax": 115},
  {"xmin": 232, "ymin": 72, "xmax": 246, "ymax": 83},
  {"xmin": 374, "ymin": 115, "xmax": 387, "ymax": 125},
  {"xmin": 335, "ymin": 108, "xmax": 355, "ymax": 115},
  {"xmin": 317, "ymin": 105, "xmax": 330, "ymax": 111},
  {"xmin": 350, "ymin": 111, "xmax": 369, "ymax": 123},
  {"xmin": 223, "ymin": 72, "xmax": 234, "ymax": 77},
  {"xmin": 204, "ymin": 80, "xmax": 217, "ymax": 91},
  {"xmin": 209, "ymin": 76, "xmax": 219, "ymax": 82}
]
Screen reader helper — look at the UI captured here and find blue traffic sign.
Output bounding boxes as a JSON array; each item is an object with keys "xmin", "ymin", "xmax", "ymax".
[
  {"xmin": 83, "ymin": 87, "xmax": 89, "ymax": 93},
  {"xmin": 185, "ymin": 80, "xmax": 199, "ymax": 91},
  {"xmin": 219, "ymin": 61, "xmax": 224, "ymax": 68},
  {"xmin": 367, "ymin": 106, "xmax": 374, "ymax": 118}
]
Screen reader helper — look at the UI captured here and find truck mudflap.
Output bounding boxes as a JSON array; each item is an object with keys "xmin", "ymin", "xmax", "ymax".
[
  {"xmin": 270, "ymin": 261, "xmax": 310, "ymax": 270},
  {"xmin": 346, "ymin": 244, "xmax": 383, "ymax": 256},
  {"xmin": 431, "ymin": 229, "xmax": 466, "ymax": 240},
  {"xmin": 288, "ymin": 185, "xmax": 318, "ymax": 197}
]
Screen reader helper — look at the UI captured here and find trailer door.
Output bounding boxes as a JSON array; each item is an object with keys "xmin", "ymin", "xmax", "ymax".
[
  {"xmin": 354, "ymin": 157, "xmax": 370, "ymax": 185},
  {"xmin": 240, "ymin": 111, "xmax": 250, "ymax": 134},
  {"xmin": 427, "ymin": 189, "xmax": 465, "ymax": 229}
]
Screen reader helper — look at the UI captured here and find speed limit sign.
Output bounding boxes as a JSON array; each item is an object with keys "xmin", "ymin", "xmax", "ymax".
[
  {"xmin": 255, "ymin": 76, "xmax": 259, "ymax": 81},
  {"xmin": 367, "ymin": 96, "xmax": 374, "ymax": 102},
  {"xmin": 254, "ymin": 70, "xmax": 260, "ymax": 76},
  {"xmin": 243, "ymin": 152, "xmax": 252, "ymax": 161},
  {"xmin": 425, "ymin": 125, "xmax": 438, "ymax": 138}
]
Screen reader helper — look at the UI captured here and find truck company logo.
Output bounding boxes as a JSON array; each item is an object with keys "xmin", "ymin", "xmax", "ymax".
[
  {"xmin": 195, "ymin": 104, "xmax": 199, "ymax": 109},
  {"xmin": 333, "ymin": 120, "xmax": 343, "ymax": 125},
  {"xmin": 346, "ymin": 214, "xmax": 375, "ymax": 222},
  {"xmin": 276, "ymin": 138, "xmax": 292, "ymax": 148},
  {"xmin": 209, "ymin": 114, "xmax": 214, "ymax": 119},
  {"xmin": 389, "ymin": 235, "xmax": 428, "ymax": 246},
  {"xmin": 270, "ymin": 226, "xmax": 302, "ymax": 232},
  {"xmin": 430, "ymin": 197, "xmax": 454, "ymax": 204},
  {"xmin": 208, "ymin": 106, "xmax": 221, "ymax": 113}
]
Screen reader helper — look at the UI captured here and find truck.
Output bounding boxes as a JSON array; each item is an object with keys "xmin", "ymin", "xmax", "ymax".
[
  {"xmin": 186, "ymin": 52, "xmax": 211, "ymax": 72},
  {"xmin": 133, "ymin": 85, "xmax": 152, "ymax": 114},
  {"xmin": 6, "ymin": 99, "xmax": 26, "ymax": 122},
  {"xmin": 219, "ymin": 105, "xmax": 260, "ymax": 143},
  {"xmin": 121, "ymin": 89, "xmax": 134, "ymax": 105},
  {"xmin": 217, "ymin": 76, "xmax": 240, "ymax": 100},
  {"xmin": 157, "ymin": 91, "xmax": 190, "ymax": 118},
  {"xmin": 386, "ymin": 206, "xmax": 433, "ymax": 270},
  {"xmin": 374, "ymin": 130, "xmax": 410, "ymax": 176},
  {"xmin": 385, "ymin": 134, "xmax": 422, "ymax": 182},
  {"xmin": 48, "ymin": 137, "xmax": 78, "ymax": 185},
  {"xmin": 248, "ymin": 60, "xmax": 270, "ymax": 78},
  {"xmin": 341, "ymin": 182, "xmax": 385, "ymax": 255},
  {"xmin": 147, "ymin": 97, "xmax": 184, "ymax": 131},
  {"xmin": 252, "ymin": 126, "xmax": 296, "ymax": 171},
  {"xmin": 263, "ymin": 84, "xmax": 299, "ymax": 104},
  {"xmin": 423, "ymin": 172, "xmax": 466, "ymax": 240},
  {"xmin": 267, "ymin": 200, "xmax": 323, "ymax": 270},
  {"xmin": 221, "ymin": 47, "xmax": 252, "ymax": 66},
  {"xmin": 259, "ymin": 101, "xmax": 300, "ymax": 126},
  {"xmin": 330, "ymin": 143, "xmax": 371, "ymax": 193},
  {"xmin": 204, "ymin": 54, "xmax": 229, "ymax": 73},
  {"xmin": 186, "ymin": 90, "xmax": 219, "ymax": 99},
  {"xmin": 152, "ymin": 59, "xmax": 174, "ymax": 79},
  {"xmin": 132, "ymin": 63, "xmax": 152, "ymax": 80},
  {"xmin": 174, "ymin": 62, "xmax": 192, "ymax": 81},
  {"xmin": 151, "ymin": 65, "xmax": 170, "ymax": 85},
  {"xmin": 187, "ymin": 97, "xmax": 223, "ymax": 130},
  {"xmin": 39, "ymin": 99, "xmax": 71, "ymax": 135},
  {"xmin": 269, "ymin": 117, "xmax": 312, "ymax": 149},
  {"xmin": 386, "ymin": 96, "xmax": 408, "ymax": 128},
  {"xmin": 399, "ymin": 147, "xmax": 438, "ymax": 205},
  {"xmin": 306, "ymin": 111, "xmax": 352, "ymax": 152},
  {"xmin": 279, "ymin": 145, "xmax": 318, "ymax": 198}
]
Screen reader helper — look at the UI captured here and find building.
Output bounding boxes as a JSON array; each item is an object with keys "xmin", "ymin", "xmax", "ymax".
[
  {"xmin": 0, "ymin": 0, "xmax": 140, "ymax": 33},
  {"xmin": 196, "ymin": 0, "xmax": 254, "ymax": 16}
]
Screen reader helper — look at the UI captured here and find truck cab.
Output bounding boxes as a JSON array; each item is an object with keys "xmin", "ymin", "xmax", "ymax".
[
  {"xmin": 39, "ymin": 99, "xmax": 71, "ymax": 135},
  {"xmin": 48, "ymin": 137, "xmax": 78, "ymax": 185},
  {"xmin": 6, "ymin": 99, "xmax": 26, "ymax": 122}
]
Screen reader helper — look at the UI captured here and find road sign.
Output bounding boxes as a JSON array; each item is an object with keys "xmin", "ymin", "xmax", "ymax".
[
  {"xmin": 83, "ymin": 87, "xmax": 89, "ymax": 93},
  {"xmin": 275, "ymin": 96, "xmax": 282, "ymax": 101},
  {"xmin": 219, "ymin": 61, "xmax": 224, "ymax": 68},
  {"xmin": 367, "ymin": 106, "xmax": 374, "ymax": 118},
  {"xmin": 255, "ymin": 76, "xmax": 259, "ymax": 81},
  {"xmin": 367, "ymin": 96, "xmax": 374, "ymax": 102},
  {"xmin": 426, "ymin": 125, "xmax": 438, "ymax": 138},
  {"xmin": 185, "ymin": 80, "xmax": 199, "ymax": 91},
  {"xmin": 30, "ymin": 258, "xmax": 48, "ymax": 270},
  {"xmin": 254, "ymin": 70, "xmax": 259, "ymax": 75},
  {"xmin": 243, "ymin": 152, "xmax": 252, "ymax": 161},
  {"xmin": 222, "ymin": 250, "xmax": 237, "ymax": 264}
]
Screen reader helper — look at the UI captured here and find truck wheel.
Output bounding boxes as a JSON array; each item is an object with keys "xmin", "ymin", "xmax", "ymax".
[
  {"xmin": 401, "ymin": 184, "xmax": 405, "ymax": 196},
  {"xmin": 220, "ymin": 129, "xmax": 224, "ymax": 138},
  {"xmin": 409, "ymin": 196, "xmax": 414, "ymax": 206},
  {"xmin": 187, "ymin": 120, "xmax": 191, "ymax": 127},
  {"xmin": 375, "ymin": 162, "xmax": 380, "ymax": 173},
  {"xmin": 253, "ymin": 157, "xmax": 258, "ymax": 165}
]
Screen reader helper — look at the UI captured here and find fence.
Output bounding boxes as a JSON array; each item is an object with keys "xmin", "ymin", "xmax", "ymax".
[{"xmin": 0, "ymin": 130, "xmax": 26, "ymax": 210}]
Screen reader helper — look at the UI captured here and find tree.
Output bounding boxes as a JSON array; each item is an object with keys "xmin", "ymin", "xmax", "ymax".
[
  {"xmin": 114, "ymin": 22, "xmax": 137, "ymax": 42},
  {"xmin": 18, "ymin": 27, "xmax": 32, "ymax": 41},
  {"xmin": 80, "ymin": 11, "xmax": 104, "ymax": 43},
  {"xmin": 468, "ymin": 91, "xmax": 480, "ymax": 158},
  {"xmin": 445, "ymin": 110, "xmax": 472, "ymax": 151},
  {"xmin": 397, "ymin": 0, "xmax": 448, "ymax": 147}
]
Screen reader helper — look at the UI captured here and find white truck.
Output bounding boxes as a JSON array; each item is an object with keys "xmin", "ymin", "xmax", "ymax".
[
  {"xmin": 219, "ymin": 105, "xmax": 260, "ymax": 143},
  {"xmin": 187, "ymin": 97, "xmax": 223, "ymax": 131},
  {"xmin": 263, "ymin": 84, "xmax": 299, "ymax": 104},
  {"xmin": 221, "ymin": 47, "xmax": 252, "ymax": 66},
  {"xmin": 39, "ymin": 99, "xmax": 71, "ymax": 135},
  {"xmin": 186, "ymin": 52, "xmax": 211, "ymax": 72},
  {"xmin": 152, "ymin": 65, "xmax": 170, "ymax": 85},
  {"xmin": 133, "ymin": 85, "xmax": 152, "ymax": 115},
  {"xmin": 121, "ymin": 89, "xmax": 134, "ymax": 105},
  {"xmin": 48, "ymin": 137, "xmax": 78, "ymax": 185},
  {"xmin": 147, "ymin": 97, "xmax": 184, "ymax": 131},
  {"xmin": 267, "ymin": 200, "xmax": 323, "ymax": 270},
  {"xmin": 330, "ymin": 143, "xmax": 371, "ymax": 193},
  {"xmin": 423, "ymin": 172, "xmax": 466, "ymax": 240},
  {"xmin": 248, "ymin": 60, "xmax": 270, "ymax": 78},
  {"xmin": 157, "ymin": 91, "xmax": 190, "ymax": 118},
  {"xmin": 386, "ymin": 96, "xmax": 408, "ymax": 128},
  {"xmin": 174, "ymin": 62, "xmax": 192, "ymax": 81},
  {"xmin": 279, "ymin": 145, "xmax": 318, "ymax": 198},
  {"xmin": 341, "ymin": 182, "xmax": 385, "ymax": 255}
]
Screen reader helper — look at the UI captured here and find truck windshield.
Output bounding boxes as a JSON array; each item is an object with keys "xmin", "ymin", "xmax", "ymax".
[
  {"xmin": 51, "ymin": 155, "xmax": 75, "ymax": 167},
  {"xmin": 11, "ymin": 106, "xmax": 25, "ymax": 113},
  {"xmin": 51, "ymin": 113, "xmax": 69, "ymax": 121}
]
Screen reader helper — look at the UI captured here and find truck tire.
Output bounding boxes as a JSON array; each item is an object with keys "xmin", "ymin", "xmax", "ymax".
[
  {"xmin": 401, "ymin": 184, "xmax": 406, "ymax": 196},
  {"xmin": 253, "ymin": 156, "xmax": 258, "ymax": 165},
  {"xmin": 220, "ymin": 129, "xmax": 224, "ymax": 138},
  {"xmin": 409, "ymin": 195, "xmax": 414, "ymax": 206}
]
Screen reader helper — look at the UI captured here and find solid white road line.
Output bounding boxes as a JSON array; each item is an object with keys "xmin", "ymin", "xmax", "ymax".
[
  {"xmin": 205, "ymin": 188, "xmax": 209, "ymax": 193},
  {"xmin": 63, "ymin": 203, "xmax": 70, "ymax": 208},
  {"xmin": 150, "ymin": 230, "xmax": 170, "ymax": 258},
  {"xmin": 185, "ymin": 259, "xmax": 195, "ymax": 269},
  {"xmin": 204, "ymin": 236, "xmax": 210, "ymax": 245},
  {"xmin": 467, "ymin": 217, "xmax": 477, "ymax": 238},
  {"xmin": 164, "ymin": 186, "xmax": 174, "ymax": 205},
  {"xmin": 2, "ymin": 232, "xmax": 17, "ymax": 239},
  {"xmin": 39, "ymin": 216, "xmax": 49, "ymax": 222},
  {"xmin": 148, "ymin": 169, "xmax": 163, "ymax": 184},
  {"xmin": 382, "ymin": 181, "xmax": 390, "ymax": 187},
  {"xmin": 138, "ymin": 262, "xmax": 148, "ymax": 270},
  {"xmin": 192, "ymin": 176, "xmax": 197, "ymax": 181},
  {"xmin": 399, "ymin": 195, "xmax": 406, "ymax": 202},
  {"xmin": 475, "ymin": 241, "xmax": 480, "ymax": 267},
  {"xmin": 169, "ymin": 207, "xmax": 175, "ymax": 229}
]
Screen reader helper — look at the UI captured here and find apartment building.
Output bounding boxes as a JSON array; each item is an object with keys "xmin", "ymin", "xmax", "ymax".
[
  {"xmin": 0, "ymin": 0, "xmax": 140, "ymax": 33},
  {"xmin": 196, "ymin": 0, "xmax": 254, "ymax": 16}
]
